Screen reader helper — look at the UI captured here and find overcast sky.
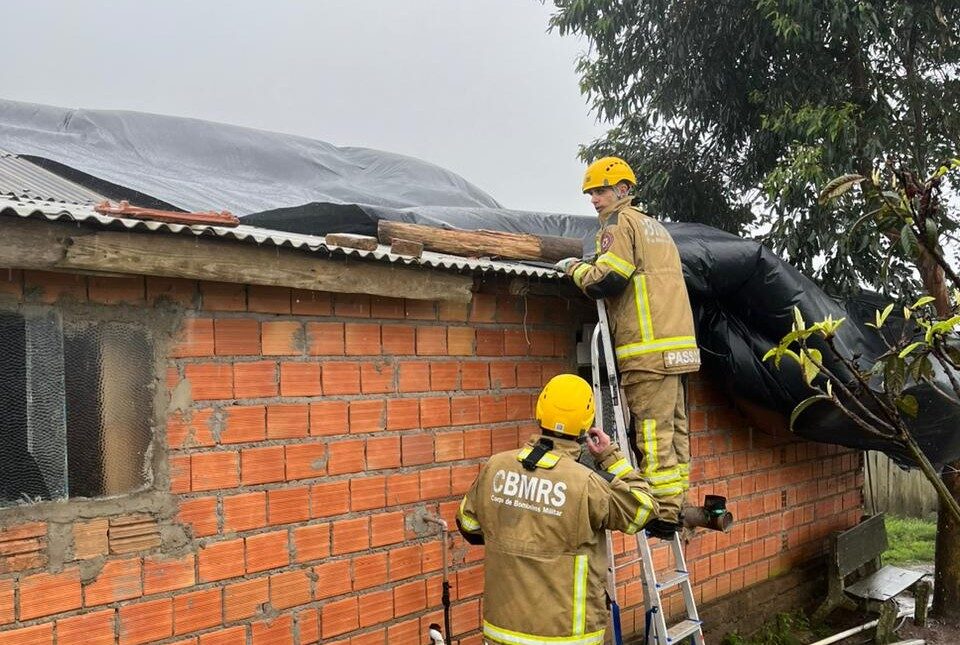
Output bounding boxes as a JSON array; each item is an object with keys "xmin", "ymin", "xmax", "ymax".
[{"xmin": 1, "ymin": 0, "xmax": 607, "ymax": 216}]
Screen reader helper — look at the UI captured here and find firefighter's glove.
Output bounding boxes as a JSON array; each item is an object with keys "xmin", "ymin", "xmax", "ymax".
[{"xmin": 554, "ymin": 257, "xmax": 581, "ymax": 274}]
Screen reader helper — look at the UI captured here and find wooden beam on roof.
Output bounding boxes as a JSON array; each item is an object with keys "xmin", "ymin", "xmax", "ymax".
[
  {"xmin": 378, "ymin": 220, "xmax": 582, "ymax": 263},
  {"xmin": 0, "ymin": 217, "xmax": 474, "ymax": 302}
]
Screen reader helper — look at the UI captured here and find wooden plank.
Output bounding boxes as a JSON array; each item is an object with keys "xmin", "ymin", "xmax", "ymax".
[
  {"xmin": 0, "ymin": 217, "xmax": 474, "ymax": 303},
  {"xmin": 837, "ymin": 514, "xmax": 888, "ymax": 577},
  {"xmin": 378, "ymin": 220, "xmax": 582, "ymax": 262},
  {"xmin": 324, "ymin": 233, "xmax": 380, "ymax": 251},
  {"xmin": 389, "ymin": 238, "xmax": 423, "ymax": 258}
]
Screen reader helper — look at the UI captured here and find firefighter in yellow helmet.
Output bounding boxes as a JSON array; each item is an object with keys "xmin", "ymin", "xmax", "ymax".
[
  {"xmin": 555, "ymin": 157, "xmax": 705, "ymax": 538},
  {"xmin": 457, "ymin": 374, "xmax": 657, "ymax": 645}
]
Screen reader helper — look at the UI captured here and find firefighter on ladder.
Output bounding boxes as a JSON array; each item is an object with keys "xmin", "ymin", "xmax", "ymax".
[
  {"xmin": 457, "ymin": 374, "xmax": 657, "ymax": 645},
  {"xmin": 556, "ymin": 156, "xmax": 726, "ymax": 538}
]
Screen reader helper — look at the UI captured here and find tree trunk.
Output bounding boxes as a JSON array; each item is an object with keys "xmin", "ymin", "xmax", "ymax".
[{"xmin": 933, "ymin": 460, "xmax": 960, "ymax": 619}]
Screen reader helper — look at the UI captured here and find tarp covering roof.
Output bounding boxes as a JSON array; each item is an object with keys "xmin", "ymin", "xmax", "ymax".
[{"xmin": 2, "ymin": 99, "xmax": 956, "ymax": 468}]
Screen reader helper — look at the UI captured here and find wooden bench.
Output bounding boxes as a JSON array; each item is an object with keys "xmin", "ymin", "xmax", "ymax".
[{"xmin": 814, "ymin": 514, "xmax": 928, "ymax": 643}]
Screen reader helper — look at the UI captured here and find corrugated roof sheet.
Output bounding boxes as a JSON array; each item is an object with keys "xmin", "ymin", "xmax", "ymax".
[
  {"xmin": 0, "ymin": 149, "xmax": 106, "ymax": 204},
  {"xmin": 0, "ymin": 196, "xmax": 560, "ymax": 279}
]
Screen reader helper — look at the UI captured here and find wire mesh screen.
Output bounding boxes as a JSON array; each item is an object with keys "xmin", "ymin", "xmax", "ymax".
[
  {"xmin": 0, "ymin": 310, "xmax": 153, "ymax": 507},
  {"xmin": 65, "ymin": 321, "xmax": 153, "ymax": 498}
]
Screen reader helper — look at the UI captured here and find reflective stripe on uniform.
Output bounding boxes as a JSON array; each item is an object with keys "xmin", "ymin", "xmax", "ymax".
[
  {"xmin": 633, "ymin": 275, "xmax": 654, "ymax": 341},
  {"xmin": 457, "ymin": 498, "xmax": 480, "ymax": 532},
  {"xmin": 605, "ymin": 458, "xmax": 632, "ymax": 478},
  {"xmin": 645, "ymin": 465, "xmax": 683, "ymax": 484},
  {"xmin": 515, "ymin": 447, "xmax": 561, "ymax": 469},
  {"xmin": 483, "ymin": 620, "xmax": 605, "ymax": 645},
  {"xmin": 626, "ymin": 490, "xmax": 655, "ymax": 534},
  {"xmin": 596, "ymin": 252, "xmax": 635, "ymax": 279},
  {"xmin": 615, "ymin": 336, "xmax": 698, "ymax": 360},
  {"xmin": 649, "ymin": 483, "xmax": 685, "ymax": 498},
  {"xmin": 572, "ymin": 555, "xmax": 588, "ymax": 635},
  {"xmin": 572, "ymin": 263, "xmax": 591, "ymax": 288}
]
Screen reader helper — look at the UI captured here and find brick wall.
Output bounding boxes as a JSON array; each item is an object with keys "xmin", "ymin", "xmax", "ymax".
[{"xmin": 0, "ymin": 267, "xmax": 863, "ymax": 645}]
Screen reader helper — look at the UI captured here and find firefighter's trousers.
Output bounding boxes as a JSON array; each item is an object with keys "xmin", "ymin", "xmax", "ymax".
[{"xmin": 622, "ymin": 372, "xmax": 689, "ymax": 522}]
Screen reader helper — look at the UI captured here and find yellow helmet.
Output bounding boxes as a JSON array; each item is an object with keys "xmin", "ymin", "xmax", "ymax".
[
  {"xmin": 535, "ymin": 374, "xmax": 595, "ymax": 436},
  {"xmin": 582, "ymin": 156, "xmax": 637, "ymax": 193}
]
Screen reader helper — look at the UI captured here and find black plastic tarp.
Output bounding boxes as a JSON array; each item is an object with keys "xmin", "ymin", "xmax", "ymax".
[{"xmin": 2, "ymin": 99, "xmax": 956, "ymax": 467}]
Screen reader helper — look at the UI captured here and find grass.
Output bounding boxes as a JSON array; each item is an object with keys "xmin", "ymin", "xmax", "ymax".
[
  {"xmin": 719, "ymin": 612, "xmax": 816, "ymax": 645},
  {"xmin": 883, "ymin": 515, "xmax": 937, "ymax": 565}
]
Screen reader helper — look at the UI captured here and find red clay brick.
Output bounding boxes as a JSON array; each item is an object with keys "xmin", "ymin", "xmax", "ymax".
[
  {"xmin": 321, "ymin": 362, "xmax": 361, "ymax": 395},
  {"xmin": 366, "ymin": 435, "xmax": 401, "ymax": 471},
  {"xmin": 460, "ymin": 362, "xmax": 490, "ymax": 390},
  {"xmin": 430, "ymin": 363, "xmax": 459, "ymax": 390},
  {"xmin": 393, "ymin": 579, "xmax": 427, "ymax": 616},
  {"xmin": 453, "ymin": 463, "xmax": 480, "ymax": 494},
  {"xmin": 351, "ymin": 476, "xmax": 386, "ymax": 511},
  {"xmin": 144, "ymin": 554, "xmax": 195, "ymax": 595},
  {"xmin": 201, "ymin": 626, "xmax": 249, "ymax": 645},
  {"xmin": 270, "ymin": 569, "xmax": 312, "ymax": 609},
  {"xmin": 248, "ymin": 285, "xmax": 291, "ymax": 314},
  {"xmin": 20, "ymin": 568, "xmax": 82, "ymax": 619},
  {"xmin": 0, "ymin": 623, "xmax": 53, "ymax": 644},
  {"xmin": 382, "ymin": 325, "xmax": 415, "ymax": 354},
  {"xmin": 220, "ymin": 405, "xmax": 266, "ymax": 444},
  {"xmin": 397, "ymin": 361, "xmax": 430, "ymax": 392},
  {"xmin": 358, "ymin": 589, "xmax": 394, "ymax": 628},
  {"xmin": 233, "ymin": 361, "xmax": 279, "ymax": 399},
  {"xmin": 119, "ymin": 598, "xmax": 173, "ymax": 645},
  {"xmin": 314, "ymin": 559, "xmax": 352, "ymax": 600},
  {"xmin": 167, "ymin": 409, "xmax": 217, "ymax": 449},
  {"xmin": 184, "ymin": 363, "xmax": 234, "ymax": 400},
  {"xmin": 388, "ymin": 619, "xmax": 420, "ymax": 645},
  {"xmin": 345, "ymin": 323, "xmax": 381, "ymax": 355},
  {"xmin": 173, "ymin": 318, "xmax": 215, "ymax": 358},
  {"xmin": 503, "ymin": 329, "xmax": 531, "ymax": 356},
  {"xmin": 279, "ymin": 362, "xmax": 322, "ymax": 396},
  {"xmin": 25, "ymin": 270, "xmax": 86, "ymax": 303},
  {"xmin": 328, "ymin": 439, "xmax": 366, "ymax": 475},
  {"xmin": 56, "ymin": 608, "xmax": 115, "ymax": 645},
  {"xmin": 332, "ymin": 517, "xmax": 370, "ymax": 555},
  {"xmin": 447, "ymin": 327, "xmax": 475, "ymax": 355},
  {"xmin": 405, "ymin": 299, "xmax": 436, "ymax": 320},
  {"xmin": 516, "ymin": 363, "xmax": 541, "ymax": 388},
  {"xmin": 224, "ymin": 577, "xmax": 269, "ymax": 622},
  {"xmin": 293, "ymin": 523, "xmax": 330, "ymax": 563},
  {"xmin": 350, "ymin": 400, "xmax": 386, "ymax": 433},
  {"xmin": 311, "ymin": 481, "xmax": 351, "ymax": 518},
  {"xmin": 191, "ymin": 451, "xmax": 239, "ymax": 491},
  {"xmin": 370, "ymin": 512, "xmax": 405, "ymax": 548},
  {"xmin": 360, "ymin": 361, "xmax": 395, "ymax": 394},
  {"xmin": 476, "ymin": 329, "xmax": 503, "ymax": 356},
  {"xmin": 306, "ymin": 321, "xmax": 344, "ymax": 355},
  {"xmin": 267, "ymin": 404, "xmax": 309, "ymax": 439},
  {"xmin": 214, "ymin": 318, "xmax": 260, "ymax": 355},
  {"xmin": 416, "ymin": 327, "xmax": 446, "ymax": 355},
  {"xmin": 420, "ymin": 397, "xmax": 451, "ymax": 428},
  {"xmin": 198, "ymin": 539, "xmax": 245, "ymax": 583},
  {"xmin": 174, "ymin": 587, "xmax": 222, "ymax": 635},
  {"xmin": 241, "ymin": 445, "xmax": 285, "ymax": 485},
  {"xmin": 245, "ymin": 530, "xmax": 289, "ymax": 574},
  {"xmin": 267, "ymin": 487, "xmax": 311, "ymax": 525},
  {"xmin": 468, "ymin": 293, "xmax": 497, "ymax": 322},
  {"xmin": 177, "ymin": 496, "xmax": 218, "ymax": 537},
  {"xmin": 439, "ymin": 300, "xmax": 469, "ymax": 321},
  {"xmin": 200, "ymin": 281, "xmax": 246, "ymax": 311},
  {"xmin": 261, "ymin": 321, "xmax": 302, "ymax": 355},
  {"xmin": 309, "ymin": 401, "xmax": 348, "ymax": 436},
  {"xmin": 371, "ymin": 296, "xmax": 405, "ymax": 319},
  {"xmin": 386, "ymin": 399, "xmax": 419, "ymax": 431},
  {"xmin": 353, "ymin": 552, "xmax": 389, "ymax": 591},
  {"xmin": 321, "ymin": 596, "xmax": 359, "ymax": 639},
  {"xmin": 401, "ymin": 434, "xmax": 434, "ymax": 466},
  {"xmin": 334, "ymin": 293, "xmax": 371, "ymax": 317},
  {"xmin": 451, "ymin": 396, "xmax": 480, "ymax": 426},
  {"xmin": 285, "ymin": 443, "xmax": 327, "ymax": 481},
  {"xmin": 73, "ymin": 517, "xmax": 109, "ymax": 560},
  {"xmin": 389, "ymin": 544, "xmax": 422, "ymax": 581},
  {"xmin": 387, "ymin": 473, "xmax": 420, "ymax": 505},
  {"xmin": 146, "ymin": 276, "xmax": 195, "ymax": 306},
  {"xmin": 84, "ymin": 557, "xmax": 142, "ymax": 606},
  {"xmin": 463, "ymin": 428, "xmax": 492, "ymax": 458},
  {"xmin": 292, "ymin": 289, "xmax": 332, "ymax": 315},
  {"xmin": 0, "ymin": 578, "xmax": 11, "ymax": 625},
  {"xmin": 88, "ymin": 275, "xmax": 145, "ymax": 305},
  {"xmin": 223, "ymin": 491, "xmax": 267, "ymax": 533},
  {"xmin": 420, "ymin": 467, "xmax": 451, "ymax": 499},
  {"xmin": 435, "ymin": 431, "xmax": 465, "ymax": 461}
]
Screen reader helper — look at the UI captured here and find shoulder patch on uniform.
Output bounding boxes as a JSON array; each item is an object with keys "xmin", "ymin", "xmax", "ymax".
[{"xmin": 599, "ymin": 231, "xmax": 614, "ymax": 252}]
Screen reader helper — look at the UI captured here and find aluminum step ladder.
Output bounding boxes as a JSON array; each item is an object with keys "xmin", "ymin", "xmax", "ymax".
[{"xmin": 589, "ymin": 300, "xmax": 705, "ymax": 645}]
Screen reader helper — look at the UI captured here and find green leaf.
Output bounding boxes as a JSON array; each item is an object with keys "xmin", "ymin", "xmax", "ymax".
[
  {"xmin": 883, "ymin": 356, "xmax": 907, "ymax": 396},
  {"xmin": 818, "ymin": 174, "xmax": 865, "ymax": 205},
  {"xmin": 789, "ymin": 394, "xmax": 835, "ymax": 433},
  {"xmin": 898, "ymin": 342, "xmax": 922, "ymax": 358},
  {"xmin": 900, "ymin": 224, "xmax": 920, "ymax": 257},
  {"xmin": 793, "ymin": 307, "xmax": 805, "ymax": 331},
  {"xmin": 911, "ymin": 296, "xmax": 936, "ymax": 310},
  {"xmin": 896, "ymin": 394, "xmax": 919, "ymax": 418},
  {"xmin": 877, "ymin": 303, "xmax": 895, "ymax": 328},
  {"xmin": 799, "ymin": 348, "xmax": 822, "ymax": 384}
]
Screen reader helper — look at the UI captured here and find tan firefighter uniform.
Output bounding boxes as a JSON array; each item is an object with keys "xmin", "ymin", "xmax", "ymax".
[
  {"xmin": 457, "ymin": 434, "xmax": 657, "ymax": 645},
  {"xmin": 566, "ymin": 195, "xmax": 700, "ymax": 521}
]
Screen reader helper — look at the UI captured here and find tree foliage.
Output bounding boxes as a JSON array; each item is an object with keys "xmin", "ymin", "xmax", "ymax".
[{"xmin": 549, "ymin": 0, "xmax": 960, "ymax": 294}]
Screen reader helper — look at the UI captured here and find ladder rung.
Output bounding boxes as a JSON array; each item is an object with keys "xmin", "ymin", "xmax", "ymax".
[
  {"xmin": 654, "ymin": 570, "xmax": 689, "ymax": 590},
  {"xmin": 666, "ymin": 619, "xmax": 702, "ymax": 643},
  {"xmin": 613, "ymin": 556, "xmax": 642, "ymax": 570}
]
